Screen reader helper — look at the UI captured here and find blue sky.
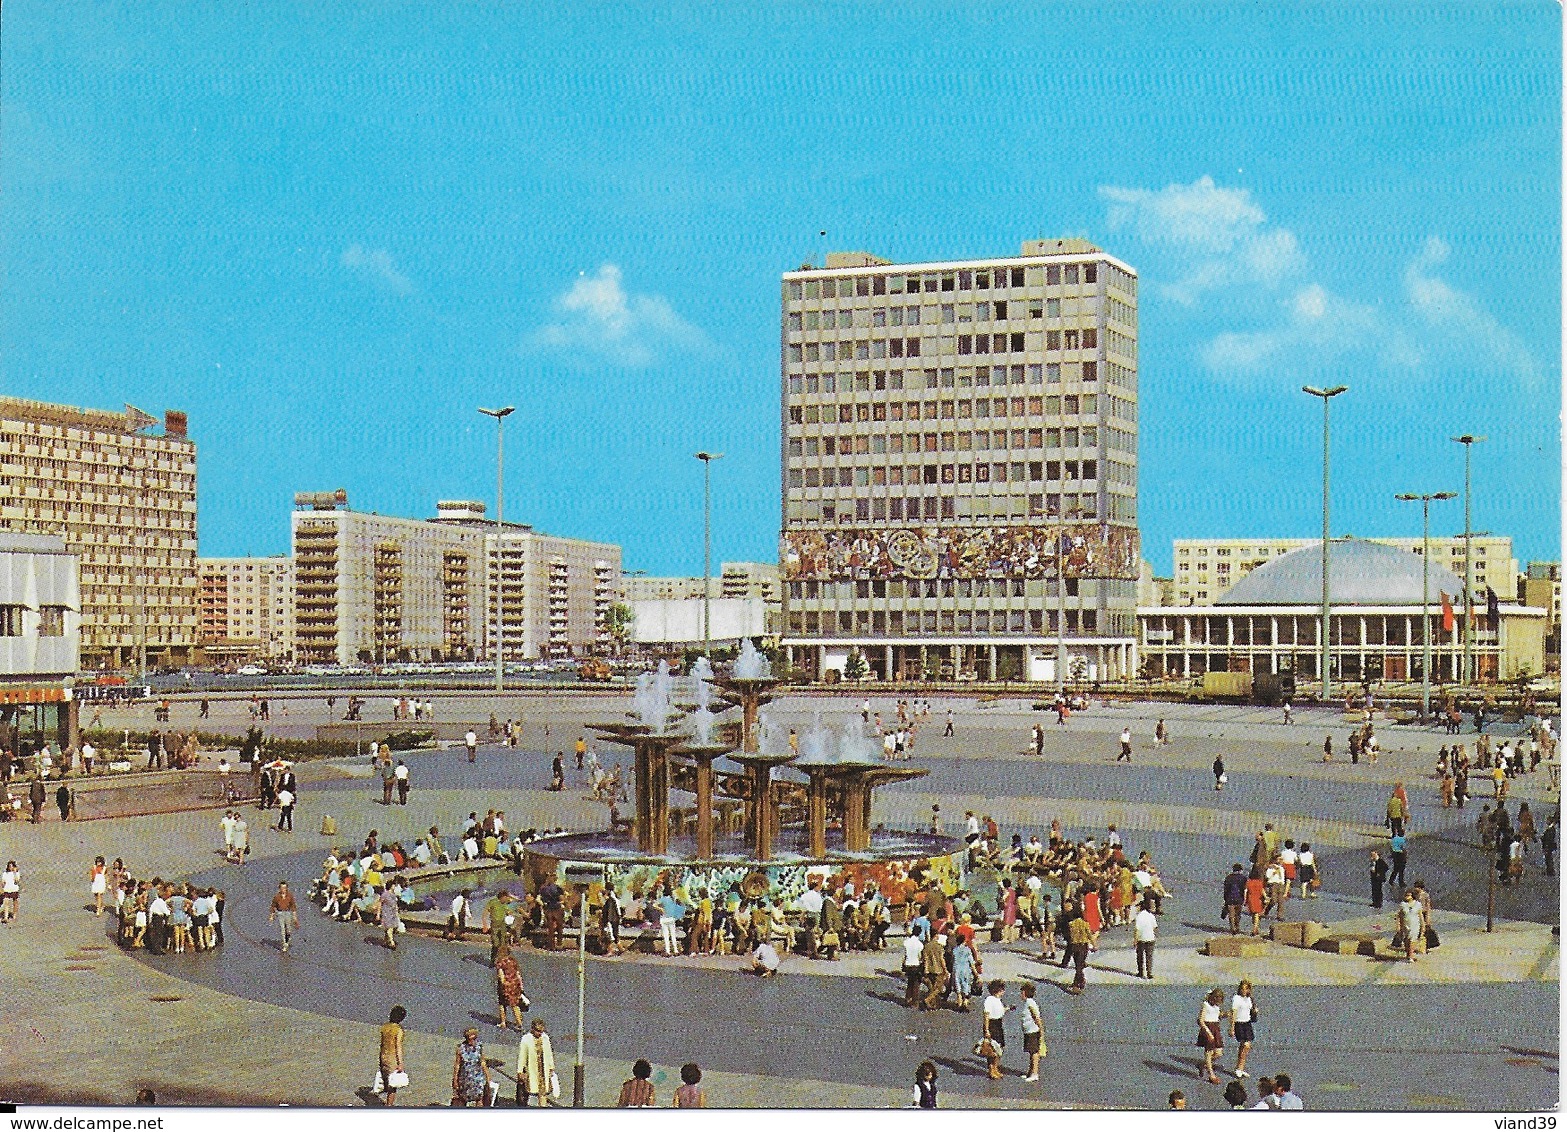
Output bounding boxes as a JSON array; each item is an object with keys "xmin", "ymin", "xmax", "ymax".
[{"xmin": 2, "ymin": 2, "xmax": 1559, "ymax": 575}]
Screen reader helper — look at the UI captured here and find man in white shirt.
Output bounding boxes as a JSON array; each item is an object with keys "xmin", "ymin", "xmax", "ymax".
[
  {"xmin": 80, "ymin": 739, "xmax": 96, "ymax": 776},
  {"xmin": 902, "ymin": 930, "xmax": 925, "ymax": 1007},
  {"xmin": 1118, "ymin": 727, "xmax": 1133, "ymax": 763},
  {"xmin": 464, "ymin": 730, "xmax": 479, "ymax": 762},
  {"xmin": 1279, "ymin": 842, "xmax": 1299, "ymax": 901},
  {"xmin": 981, "ymin": 981, "xmax": 1009, "ymax": 1080},
  {"xmin": 220, "ymin": 810, "xmax": 236, "ymax": 857},
  {"xmin": 751, "ymin": 940, "xmax": 780, "ymax": 977},
  {"xmin": 1273, "ymin": 1075, "xmax": 1304, "ymax": 1109},
  {"xmin": 1133, "ymin": 900, "xmax": 1158, "ymax": 980},
  {"xmin": 443, "ymin": 890, "xmax": 469, "ymax": 940}
]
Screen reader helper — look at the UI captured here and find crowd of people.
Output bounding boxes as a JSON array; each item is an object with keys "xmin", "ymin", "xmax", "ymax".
[
  {"xmin": 375, "ymin": 1002, "xmax": 711, "ymax": 1109},
  {"xmin": 112, "ymin": 863, "xmax": 227, "ymax": 955}
]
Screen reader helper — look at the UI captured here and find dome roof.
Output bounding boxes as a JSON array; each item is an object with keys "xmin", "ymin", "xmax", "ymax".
[{"xmin": 1216, "ymin": 539, "xmax": 1466, "ymax": 607}]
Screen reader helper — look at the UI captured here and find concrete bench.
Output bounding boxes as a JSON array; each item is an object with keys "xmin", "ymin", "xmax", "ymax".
[{"xmin": 1205, "ymin": 935, "xmax": 1269, "ymax": 958}]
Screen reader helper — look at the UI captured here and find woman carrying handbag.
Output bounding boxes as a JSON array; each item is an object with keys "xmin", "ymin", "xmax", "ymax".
[{"xmin": 451, "ymin": 1028, "xmax": 491, "ymax": 1107}]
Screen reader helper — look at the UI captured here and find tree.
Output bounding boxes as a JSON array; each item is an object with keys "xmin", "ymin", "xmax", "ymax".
[
  {"xmin": 1069, "ymin": 656, "xmax": 1090, "ymax": 686},
  {"xmin": 844, "ymin": 649, "xmax": 868, "ymax": 681},
  {"xmin": 604, "ymin": 602, "xmax": 634, "ymax": 655}
]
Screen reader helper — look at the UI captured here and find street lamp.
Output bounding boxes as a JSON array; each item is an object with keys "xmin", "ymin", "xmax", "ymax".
[
  {"xmin": 694, "ymin": 452, "xmax": 724, "ymax": 658},
  {"xmin": 479, "ymin": 407, "xmax": 515, "ymax": 693},
  {"xmin": 1394, "ymin": 491, "xmax": 1457, "ymax": 717},
  {"xmin": 1056, "ymin": 526, "xmax": 1068, "ymax": 695},
  {"xmin": 1304, "ymin": 385, "xmax": 1348, "ymax": 702},
  {"xmin": 1450, "ymin": 435, "xmax": 1488, "ymax": 687}
]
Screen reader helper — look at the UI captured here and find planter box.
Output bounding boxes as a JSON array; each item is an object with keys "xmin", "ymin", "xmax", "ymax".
[
  {"xmin": 1270, "ymin": 920, "xmax": 1326, "ymax": 948},
  {"xmin": 1205, "ymin": 935, "xmax": 1269, "ymax": 958}
]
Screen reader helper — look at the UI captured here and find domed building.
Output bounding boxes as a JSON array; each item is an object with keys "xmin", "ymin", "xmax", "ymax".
[{"xmin": 1138, "ymin": 539, "xmax": 1547, "ymax": 685}]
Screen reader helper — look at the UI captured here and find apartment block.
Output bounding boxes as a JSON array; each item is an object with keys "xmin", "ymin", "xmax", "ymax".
[
  {"xmin": 1173, "ymin": 536, "xmax": 1518, "ymax": 606},
  {"xmin": 199, "ymin": 556, "xmax": 295, "ymax": 665},
  {"xmin": 291, "ymin": 494, "xmax": 619, "ymax": 665},
  {"xmin": 779, "ymin": 239, "xmax": 1140, "ymax": 683},
  {"xmin": 0, "ymin": 397, "xmax": 197, "ymax": 670}
]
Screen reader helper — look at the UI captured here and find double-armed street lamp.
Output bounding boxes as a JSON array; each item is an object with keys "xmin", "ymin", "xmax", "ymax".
[
  {"xmin": 479, "ymin": 406, "xmax": 516, "ymax": 692},
  {"xmin": 1394, "ymin": 491, "xmax": 1457, "ymax": 717},
  {"xmin": 694, "ymin": 452, "xmax": 724, "ymax": 658},
  {"xmin": 1303, "ymin": 385, "xmax": 1348, "ymax": 702},
  {"xmin": 1450, "ymin": 434, "xmax": 1488, "ymax": 686}
]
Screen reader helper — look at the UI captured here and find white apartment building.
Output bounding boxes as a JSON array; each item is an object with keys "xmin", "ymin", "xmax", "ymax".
[
  {"xmin": 199, "ymin": 556, "xmax": 295, "ymax": 665},
  {"xmin": 1173, "ymin": 536, "xmax": 1517, "ymax": 607},
  {"xmin": 0, "ymin": 532, "xmax": 81, "ymax": 749},
  {"xmin": 291, "ymin": 495, "xmax": 620, "ymax": 666},
  {"xmin": 0, "ymin": 397, "xmax": 198, "ymax": 670},
  {"xmin": 779, "ymin": 239, "xmax": 1141, "ymax": 684}
]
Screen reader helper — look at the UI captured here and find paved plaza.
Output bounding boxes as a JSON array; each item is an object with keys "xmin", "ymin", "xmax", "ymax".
[{"xmin": 0, "ymin": 691, "xmax": 1557, "ymax": 1110}]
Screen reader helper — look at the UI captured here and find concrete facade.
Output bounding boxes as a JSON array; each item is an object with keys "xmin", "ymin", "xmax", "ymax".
[
  {"xmin": 291, "ymin": 496, "xmax": 619, "ymax": 666},
  {"xmin": 0, "ymin": 397, "xmax": 197, "ymax": 670},
  {"xmin": 198, "ymin": 556, "xmax": 295, "ymax": 665},
  {"xmin": 779, "ymin": 240, "xmax": 1140, "ymax": 683},
  {"xmin": 628, "ymin": 596, "xmax": 769, "ymax": 646},
  {"xmin": 1174, "ymin": 535, "xmax": 1518, "ymax": 607}
]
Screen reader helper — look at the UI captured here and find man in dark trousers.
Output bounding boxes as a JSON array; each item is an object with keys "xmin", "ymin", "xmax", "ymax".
[
  {"xmin": 1543, "ymin": 814, "xmax": 1558, "ymax": 877},
  {"xmin": 55, "ymin": 783, "xmax": 71, "ymax": 822},
  {"xmin": 1369, "ymin": 849, "xmax": 1389, "ymax": 909},
  {"xmin": 538, "ymin": 878, "xmax": 565, "ymax": 950},
  {"xmin": 28, "ymin": 775, "xmax": 45, "ymax": 823},
  {"xmin": 1065, "ymin": 904, "xmax": 1092, "ymax": 993},
  {"xmin": 147, "ymin": 730, "xmax": 163, "ymax": 771},
  {"xmin": 1388, "ymin": 831, "xmax": 1409, "ymax": 889},
  {"xmin": 1222, "ymin": 863, "xmax": 1248, "ymax": 935}
]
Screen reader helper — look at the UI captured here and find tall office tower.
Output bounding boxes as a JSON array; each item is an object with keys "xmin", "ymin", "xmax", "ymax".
[
  {"xmin": 779, "ymin": 240, "xmax": 1140, "ymax": 683},
  {"xmin": 0, "ymin": 397, "xmax": 198, "ymax": 671}
]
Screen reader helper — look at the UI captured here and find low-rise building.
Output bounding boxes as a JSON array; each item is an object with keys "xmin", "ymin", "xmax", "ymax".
[
  {"xmin": 1173, "ymin": 535, "xmax": 1517, "ymax": 607},
  {"xmin": 627, "ymin": 597, "xmax": 770, "ymax": 649},
  {"xmin": 1520, "ymin": 561, "xmax": 1560, "ymax": 672},
  {"xmin": 1140, "ymin": 539, "xmax": 1546, "ymax": 684},
  {"xmin": 623, "ymin": 562, "xmax": 781, "ymax": 635},
  {"xmin": 0, "ymin": 533, "xmax": 81, "ymax": 753}
]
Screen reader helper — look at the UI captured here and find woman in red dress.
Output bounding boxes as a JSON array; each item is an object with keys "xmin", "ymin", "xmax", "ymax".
[
  {"xmin": 1082, "ymin": 887, "xmax": 1103, "ymax": 943},
  {"xmin": 1244, "ymin": 868, "xmax": 1267, "ymax": 937}
]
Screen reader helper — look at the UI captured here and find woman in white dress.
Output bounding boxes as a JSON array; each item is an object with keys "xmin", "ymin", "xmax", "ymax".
[
  {"xmin": 89, "ymin": 855, "xmax": 108, "ymax": 917},
  {"xmin": 1231, "ymin": 979, "xmax": 1256, "ymax": 1078}
]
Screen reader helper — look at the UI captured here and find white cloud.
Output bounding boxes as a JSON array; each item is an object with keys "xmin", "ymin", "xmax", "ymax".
[
  {"xmin": 1100, "ymin": 176, "xmax": 1305, "ymax": 305},
  {"xmin": 1104, "ymin": 178, "xmax": 1540, "ymax": 386},
  {"xmin": 1201, "ymin": 282, "xmax": 1388, "ymax": 374},
  {"xmin": 341, "ymin": 244, "xmax": 414, "ymax": 296},
  {"xmin": 1404, "ymin": 237, "xmax": 1540, "ymax": 385},
  {"xmin": 527, "ymin": 264, "xmax": 711, "ymax": 368}
]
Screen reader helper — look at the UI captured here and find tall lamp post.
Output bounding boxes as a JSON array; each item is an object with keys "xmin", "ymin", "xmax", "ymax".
[
  {"xmin": 1056, "ymin": 526, "xmax": 1068, "ymax": 695},
  {"xmin": 1394, "ymin": 491, "xmax": 1456, "ymax": 717},
  {"xmin": 695, "ymin": 452, "xmax": 724, "ymax": 658},
  {"xmin": 479, "ymin": 406, "xmax": 516, "ymax": 692},
  {"xmin": 1304, "ymin": 385, "xmax": 1348, "ymax": 702},
  {"xmin": 1450, "ymin": 435, "xmax": 1487, "ymax": 687}
]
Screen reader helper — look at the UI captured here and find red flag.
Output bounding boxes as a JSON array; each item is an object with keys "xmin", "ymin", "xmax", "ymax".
[{"xmin": 1441, "ymin": 592, "xmax": 1455, "ymax": 634}]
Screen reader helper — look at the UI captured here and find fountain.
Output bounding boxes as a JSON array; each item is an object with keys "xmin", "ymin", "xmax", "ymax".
[{"xmin": 526, "ymin": 642, "xmax": 959, "ymax": 912}]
